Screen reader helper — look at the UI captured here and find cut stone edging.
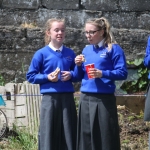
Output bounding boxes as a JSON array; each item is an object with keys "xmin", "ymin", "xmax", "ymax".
[
  {"xmin": 74, "ymin": 93, "xmax": 146, "ymax": 115},
  {"xmin": 116, "ymin": 94, "xmax": 145, "ymax": 114}
]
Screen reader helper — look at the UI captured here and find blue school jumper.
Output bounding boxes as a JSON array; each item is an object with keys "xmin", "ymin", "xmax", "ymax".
[
  {"xmin": 73, "ymin": 44, "xmax": 127, "ymax": 150},
  {"xmin": 26, "ymin": 45, "xmax": 77, "ymax": 150},
  {"xmin": 143, "ymin": 36, "xmax": 150, "ymax": 121}
]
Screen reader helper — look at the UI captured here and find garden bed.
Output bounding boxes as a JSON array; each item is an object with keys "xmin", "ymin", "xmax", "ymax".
[{"xmin": 74, "ymin": 93, "xmax": 149, "ymax": 150}]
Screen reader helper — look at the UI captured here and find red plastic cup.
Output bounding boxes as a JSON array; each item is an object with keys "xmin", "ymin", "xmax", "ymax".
[{"xmin": 85, "ymin": 63, "xmax": 95, "ymax": 79}]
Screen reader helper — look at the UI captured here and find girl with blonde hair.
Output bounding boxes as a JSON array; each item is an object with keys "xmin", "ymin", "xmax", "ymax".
[
  {"xmin": 27, "ymin": 18, "xmax": 77, "ymax": 150},
  {"xmin": 74, "ymin": 17, "xmax": 128, "ymax": 150}
]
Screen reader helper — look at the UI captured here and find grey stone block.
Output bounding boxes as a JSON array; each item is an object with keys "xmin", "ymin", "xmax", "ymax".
[
  {"xmin": 103, "ymin": 12, "xmax": 138, "ymax": 29},
  {"xmin": 81, "ymin": 0, "xmax": 118, "ymax": 11},
  {"xmin": 2, "ymin": 0, "xmax": 40, "ymax": 9},
  {"xmin": 120, "ymin": 0, "xmax": 150, "ymax": 11},
  {"xmin": 112, "ymin": 28, "xmax": 150, "ymax": 59},
  {"xmin": 42, "ymin": 0, "xmax": 79, "ymax": 9},
  {"xmin": 0, "ymin": 9, "xmax": 150, "ymax": 31}
]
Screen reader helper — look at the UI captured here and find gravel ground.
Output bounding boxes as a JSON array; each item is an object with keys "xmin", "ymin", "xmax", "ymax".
[{"xmin": 118, "ymin": 105, "xmax": 149, "ymax": 150}]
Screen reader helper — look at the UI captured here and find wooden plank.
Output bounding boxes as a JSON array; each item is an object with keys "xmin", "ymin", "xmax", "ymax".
[
  {"xmin": 0, "ymin": 86, "xmax": 6, "ymax": 100},
  {"xmin": 17, "ymin": 83, "xmax": 21, "ymax": 94},
  {"xmin": 37, "ymin": 85, "xmax": 41, "ymax": 123},
  {"xmin": 34, "ymin": 84, "xmax": 40, "ymax": 125},
  {"xmin": 28, "ymin": 84, "xmax": 34, "ymax": 133},
  {"xmin": 0, "ymin": 109, "xmax": 15, "ymax": 128},
  {"xmin": 3, "ymin": 109, "xmax": 15, "ymax": 118},
  {"xmin": 31, "ymin": 84, "xmax": 36, "ymax": 131},
  {"xmin": 5, "ymin": 83, "xmax": 16, "ymax": 100},
  {"xmin": 32, "ymin": 84, "xmax": 38, "ymax": 130},
  {"xmin": 29, "ymin": 84, "xmax": 34, "ymax": 133},
  {"xmin": 16, "ymin": 94, "xmax": 26, "ymax": 106},
  {"xmin": 19, "ymin": 83, "xmax": 26, "ymax": 94},
  {"xmin": 0, "ymin": 107, "xmax": 15, "ymax": 116},
  {"xmin": 22, "ymin": 84, "xmax": 28, "ymax": 129},
  {"xmin": 15, "ymin": 117, "xmax": 28, "ymax": 127},
  {"xmin": 7, "ymin": 118, "xmax": 15, "ymax": 128},
  {"xmin": 33, "ymin": 84, "xmax": 39, "ymax": 130},
  {"xmin": 15, "ymin": 105, "xmax": 26, "ymax": 117},
  {"xmin": 15, "ymin": 83, "xmax": 26, "ymax": 106},
  {"xmin": 25, "ymin": 83, "xmax": 31, "ymax": 132},
  {"xmin": 37, "ymin": 84, "xmax": 42, "ymax": 114},
  {"xmin": 0, "ymin": 106, "xmax": 5, "ymax": 109},
  {"xmin": 5, "ymin": 100, "xmax": 15, "ymax": 109}
]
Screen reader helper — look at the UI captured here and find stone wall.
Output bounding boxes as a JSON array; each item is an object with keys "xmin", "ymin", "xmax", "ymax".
[{"xmin": 0, "ymin": 0, "xmax": 150, "ymax": 85}]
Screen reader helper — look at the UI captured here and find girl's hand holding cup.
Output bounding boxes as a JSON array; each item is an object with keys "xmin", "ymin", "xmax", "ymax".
[
  {"xmin": 88, "ymin": 68, "xmax": 102, "ymax": 78},
  {"xmin": 85, "ymin": 64, "xmax": 102, "ymax": 79}
]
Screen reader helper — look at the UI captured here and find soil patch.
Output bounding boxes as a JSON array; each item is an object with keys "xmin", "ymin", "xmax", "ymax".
[{"xmin": 118, "ymin": 105, "xmax": 149, "ymax": 150}]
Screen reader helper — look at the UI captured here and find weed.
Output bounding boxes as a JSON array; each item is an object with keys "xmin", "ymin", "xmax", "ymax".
[
  {"xmin": 0, "ymin": 125, "xmax": 38, "ymax": 150},
  {"xmin": 0, "ymin": 74, "xmax": 5, "ymax": 86},
  {"xmin": 74, "ymin": 97, "xmax": 79, "ymax": 112},
  {"xmin": 21, "ymin": 21, "xmax": 37, "ymax": 28},
  {"xmin": 122, "ymin": 139, "xmax": 130, "ymax": 144},
  {"xmin": 118, "ymin": 112, "xmax": 124, "ymax": 124},
  {"xmin": 128, "ymin": 115, "xmax": 136, "ymax": 122}
]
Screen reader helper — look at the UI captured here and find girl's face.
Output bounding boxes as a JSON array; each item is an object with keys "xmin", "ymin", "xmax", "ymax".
[
  {"xmin": 47, "ymin": 21, "xmax": 66, "ymax": 46},
  {"xmin": 84, "ymin": 23, "xmax": 104, "ymax": 45}
]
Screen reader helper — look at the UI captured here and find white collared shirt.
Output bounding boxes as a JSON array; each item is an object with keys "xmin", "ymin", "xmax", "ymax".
[
  {"xmin": 48, "ymin": 42, "xmax": 63, "ymax": 52},
  {"xmin": 97, "ymin": 39, "xmax": 105, "ymax": 48}
]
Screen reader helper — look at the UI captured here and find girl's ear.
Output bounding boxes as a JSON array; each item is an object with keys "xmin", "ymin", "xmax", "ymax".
[
  {"xmin": 46, "ymin": 30, "xmax": 51, "ymax": 36},
  {"xmin": 101, "ymin": 29, "xmax": 104, "ymax": 36}
]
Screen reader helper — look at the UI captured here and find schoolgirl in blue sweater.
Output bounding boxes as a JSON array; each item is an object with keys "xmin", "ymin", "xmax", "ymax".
[
  {"xmin": 144, "ymin": 36, "xmax": 150, "ymax": 78},
  {"xmin": 143, "ymin": 36, "xmax": 150, "ymax": 121},
  {"xmin": 74, "ymin": 17, "xmax": 128, "ymax": 150},
  {"xmin": 26, "ymin": 18, "xmax": 77, "ymax": 150}
]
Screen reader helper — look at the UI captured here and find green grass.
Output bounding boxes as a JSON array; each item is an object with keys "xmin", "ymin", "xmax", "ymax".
[{"xmin": 0, "ymin": 126, "xmax": 38, "ymax": 150}]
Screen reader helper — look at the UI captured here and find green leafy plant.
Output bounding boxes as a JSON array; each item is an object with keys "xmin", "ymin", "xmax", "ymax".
[
  {"xmin": 120, "ymin": 58, "xmax": 149, "ymax": 94},
  {"xmin": 0, "ymin": 74, "xmax": 5, "ymax": 86}
]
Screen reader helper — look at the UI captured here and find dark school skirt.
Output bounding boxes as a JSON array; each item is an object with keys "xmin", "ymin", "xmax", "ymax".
[
  {"xmin": 77, "ymin": 92, "xmax": 120, "ymax": 150},
  {"xmin": 38, "ymin": 93, "xmax": 77, "ymax": 150},
  {"xmin": 144, "ymin": 83, "xmax": 150, "ymax": 121}
]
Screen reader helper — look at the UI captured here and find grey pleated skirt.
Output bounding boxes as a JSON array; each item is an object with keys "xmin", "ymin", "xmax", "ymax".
[
  {"xmin": 77, "ymin": 92, "xmax": 120, "ymax": 150},
  {"xmin": 144, "ymin": 83, "xmax": 150, "ymax": 121},
  {"xmin": 38, "ymin": 93, "xmax": 77, "ymax": 150}
]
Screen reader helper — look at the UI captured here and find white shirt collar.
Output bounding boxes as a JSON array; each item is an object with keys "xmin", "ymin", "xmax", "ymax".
[
  {"xmin": 97, "ymin": 39, "xmax": 105, "ymax": 48},
  {"xmin": 48, "ymin": 42, "xmax": 63, "ymax": 52}
]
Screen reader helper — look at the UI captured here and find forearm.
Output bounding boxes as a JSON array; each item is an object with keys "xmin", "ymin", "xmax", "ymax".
[
  {"xmin": 102, "ymin": 69, "xmax": 128, "ymax": 80},
  {"xmin": 70, "ymin": 65, "xmax": 84, "ymax": 82},
  {"xmin": 26, "ymin": 72, "xmax": 48, "ymax": 84}
]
